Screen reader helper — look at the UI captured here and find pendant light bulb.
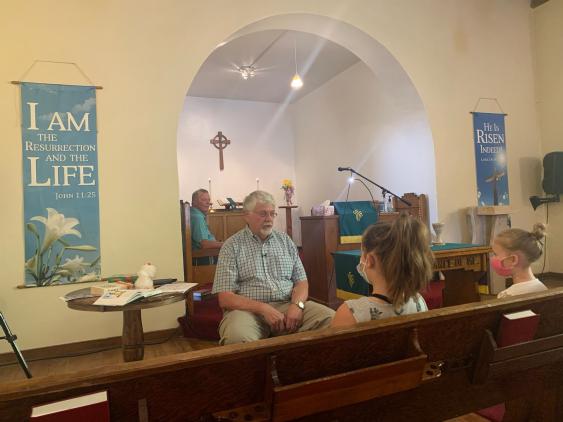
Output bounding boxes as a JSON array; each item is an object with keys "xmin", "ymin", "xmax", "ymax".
[
  {"xmin": 291, "ymin": 36, "xmax": 303, "ymax": 90},
  {"xmin": 291, "ymin": 74, "xmax": 303, "ymax": 89}
]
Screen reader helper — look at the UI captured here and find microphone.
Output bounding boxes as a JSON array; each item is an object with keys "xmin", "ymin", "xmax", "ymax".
[{"xmin": 337, "ymin": 167, "xmax": 352, "ymax": 172}]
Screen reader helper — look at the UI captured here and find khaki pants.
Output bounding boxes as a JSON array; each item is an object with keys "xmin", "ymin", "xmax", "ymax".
[{"xmin": 219, "ymin": 300, "xmax": 335, "ymax": 345}]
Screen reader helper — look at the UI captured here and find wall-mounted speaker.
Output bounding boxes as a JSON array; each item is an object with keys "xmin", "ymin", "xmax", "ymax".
[{"xmin": 543, "ymin": 152, "xmax": 563, "ymax": 194}]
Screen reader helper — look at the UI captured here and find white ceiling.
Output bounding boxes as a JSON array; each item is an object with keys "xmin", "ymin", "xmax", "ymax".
[{"xmin": 187, "ymin": 30, "xmax": 361, "ymax": 104}]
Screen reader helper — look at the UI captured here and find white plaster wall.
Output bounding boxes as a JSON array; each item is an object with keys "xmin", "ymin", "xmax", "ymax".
[
  {"xmin": 291, "ymin": 61, "xmax": 437, "ymax": 234},
  {"xmin": 232, "ymin": 5, "xmax": 542, "ymax": 245},
  {"xmin": 533, "ymin": 0, "xmax": 563, "ymax": 272},
  {"xmin": 0, "ymin": 0, "xmax": 545, "ymax": 353},
  {"xmin": 177, "ymin": 96, "xmax": 297, "ymax": 237}
]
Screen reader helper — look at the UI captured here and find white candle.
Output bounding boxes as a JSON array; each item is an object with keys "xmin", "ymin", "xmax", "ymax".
[
  {"xmin": 256, "ymin": 178, "xmax": 260, "ymax": 191},
  {"xmin": 208, "ymin": 178, "xmax": 212, "ymax": 201}
]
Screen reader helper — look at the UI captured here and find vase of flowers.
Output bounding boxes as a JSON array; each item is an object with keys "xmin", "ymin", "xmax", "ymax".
[{"xmin": 281, "ymin": 179, "xmax": 295, "ymax": 206}]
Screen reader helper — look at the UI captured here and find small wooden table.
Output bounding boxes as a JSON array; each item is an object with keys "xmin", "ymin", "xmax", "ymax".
[{"xmin": 66, "ymin": 288, "xmax": 186, "ymax": 362}]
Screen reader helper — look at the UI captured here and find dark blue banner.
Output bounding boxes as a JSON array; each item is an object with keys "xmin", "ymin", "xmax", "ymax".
[
  {"xmin": 472, "ymin": 112, "xmax": 509, "ymax": 206},
  {"xmin": 21, "ymin": 83, "xmax": 100, "ymax": 287}
]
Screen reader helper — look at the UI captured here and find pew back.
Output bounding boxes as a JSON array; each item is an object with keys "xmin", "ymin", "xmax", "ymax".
[
  {"xmin": 2, "ymin": 289, "xmax": 563, "ymax": 422},
  {"xmin": 180, "ymin": 200, "xmax": 218, "ymax": 284}
]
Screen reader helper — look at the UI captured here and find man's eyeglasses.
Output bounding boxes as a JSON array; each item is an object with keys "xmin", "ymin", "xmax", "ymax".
[{"xmin": 253, "ymin": 211, "xmax": 278, "ymax": 218}]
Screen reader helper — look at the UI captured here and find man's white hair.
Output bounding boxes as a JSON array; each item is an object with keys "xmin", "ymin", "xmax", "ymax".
[
  {"xmin": 243, "ymin": 190, "xmax": 276, "ymax": 212},
  {"xmin": 191, "ymin": 188, "xmax": 208, "ymax": 204}
]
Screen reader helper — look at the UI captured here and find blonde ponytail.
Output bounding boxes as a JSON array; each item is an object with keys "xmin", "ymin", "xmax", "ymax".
[{"xmin": 362, "ymin": 213, "xmax": 434, "ymax": 307}]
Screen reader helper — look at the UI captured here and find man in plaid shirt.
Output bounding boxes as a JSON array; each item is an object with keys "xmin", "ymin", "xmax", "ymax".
[{"xmin": 213, "ymin": 190, "xmax": 335, "ymax": 345}]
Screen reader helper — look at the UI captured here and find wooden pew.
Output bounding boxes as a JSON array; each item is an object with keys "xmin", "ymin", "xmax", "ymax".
[
  {"xmin": 2, "ymin": 289, "xmax": 563, "ymax": 421},
  {"xmin": 180, "ymin": 200, "xmax": 219, "ymax": 284}
]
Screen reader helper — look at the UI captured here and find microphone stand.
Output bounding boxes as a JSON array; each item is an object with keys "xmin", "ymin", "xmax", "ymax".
[{"xmin": 346, "ymin": 168, "xmax": 411, "ymax": 207}]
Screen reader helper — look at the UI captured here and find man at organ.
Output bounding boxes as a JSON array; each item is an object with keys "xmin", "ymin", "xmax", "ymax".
[{"xmin": 190, "ymin": 189, "xmax": 223, "ymax": 265}]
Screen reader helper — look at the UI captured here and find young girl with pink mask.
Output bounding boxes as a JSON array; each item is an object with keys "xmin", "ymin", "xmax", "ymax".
[
  {"xmin": 331, "ymin": 214, "xmax": 434, "ymax": 328},
  {"xmin": 493, "ymin": 223, "xmax": 547, "ymax": 299}
]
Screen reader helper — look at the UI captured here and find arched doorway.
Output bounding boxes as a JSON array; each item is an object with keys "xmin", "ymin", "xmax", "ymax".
[{"xmin": 178, "ymin": 14, "xmax": 437, "ymax": 245}]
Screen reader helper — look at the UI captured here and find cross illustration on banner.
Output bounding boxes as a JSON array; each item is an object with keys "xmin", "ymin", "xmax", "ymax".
[
  {"xmin": 485, "ymin": 168, "xmax": 506, "ymax": 206},
  {"xmin": 210, "ymin": 131, "xmax": 231, "ymax": 171}
]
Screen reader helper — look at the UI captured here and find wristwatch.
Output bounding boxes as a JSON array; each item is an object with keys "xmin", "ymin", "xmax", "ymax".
[{"xmin": 293, "ymin": 300, "xmax": 305, "ymax": 311}]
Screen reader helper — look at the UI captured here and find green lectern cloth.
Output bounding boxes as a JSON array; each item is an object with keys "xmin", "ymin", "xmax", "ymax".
[
  {"xmin": 332, "ymin": 250, "xmax": 371, "ymax": 299},
  {"xmin": 333, "ymin": 201, "xmax": 377, "ymax": 244},
  {"xmin": 332, "ymin": 243, "xmax": 483, "ymax": 300}
]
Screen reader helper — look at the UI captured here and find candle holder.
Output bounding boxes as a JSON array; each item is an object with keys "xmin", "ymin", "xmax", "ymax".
[{"xmin": 432, "ymin": 222, "xmax": 445, "ymax": 245}]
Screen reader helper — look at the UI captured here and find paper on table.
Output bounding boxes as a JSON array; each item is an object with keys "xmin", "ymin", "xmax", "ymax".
[
  {"xmin": 93, "ymin": 289, "xmax": 162, "ymax": 306},
  {"xmin": 157, "ymin": 282, "xmax": 198, "ymax": 293},
  {"xmin": 60, "ymin": 290, "xmax": 96, "ymax": 302}
]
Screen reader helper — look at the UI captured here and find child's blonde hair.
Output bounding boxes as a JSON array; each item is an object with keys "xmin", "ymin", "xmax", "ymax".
[
  {"xmin": 495, "ymin": 223, "xmax": 546, "ymax": 265},
  {"xmin": 361, "ymin": 213, "xmax": 434, "ymax": 307}
]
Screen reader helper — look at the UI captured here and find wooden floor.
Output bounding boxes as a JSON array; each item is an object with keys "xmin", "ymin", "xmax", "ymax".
[{"xmin": 0, "ymin": 329, "xmax": 217, "ymax": 382}]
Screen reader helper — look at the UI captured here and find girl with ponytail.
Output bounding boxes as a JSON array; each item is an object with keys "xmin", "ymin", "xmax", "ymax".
[
  {"xmin": 331, "ymin": 213, "xmax": 434, "ymax": 327},
  {"xmin": 493, "ymin": 223, "xmax": 548, "ymax": 298}
]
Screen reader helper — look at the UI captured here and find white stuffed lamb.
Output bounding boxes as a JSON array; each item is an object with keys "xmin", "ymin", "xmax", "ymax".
[{"xmin": 135, "ymin": 262, "xmax": 157, "ymax": 289}]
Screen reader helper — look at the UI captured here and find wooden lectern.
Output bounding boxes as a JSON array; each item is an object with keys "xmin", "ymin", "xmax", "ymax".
[{"xmin": 300, "ymin": 194, "xmax": 432, "ymax": 309}]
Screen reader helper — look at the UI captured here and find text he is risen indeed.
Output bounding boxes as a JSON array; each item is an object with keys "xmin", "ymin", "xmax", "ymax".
[
  {"xmin": 476, "ymin": 122, "xmax": 505, "ymax": 154},
  {"xmin": 24, "ymin": 102, "xmax": 96, "ymax": 187}
]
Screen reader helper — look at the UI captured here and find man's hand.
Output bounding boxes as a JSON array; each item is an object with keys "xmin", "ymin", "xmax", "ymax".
[
  {"xmin": 284, "ymin": 304, "xmax": 304, "ymax": 333},
  {"xmin": 260, "ymin": 303, "xmax": 286, "ymax": 333}
]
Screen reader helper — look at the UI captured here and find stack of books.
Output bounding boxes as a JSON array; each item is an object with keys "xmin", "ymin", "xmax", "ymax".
[
  {"xmin": 101, "ymin": 274, "xmax": 137, "ymax": 283},
  {"xmin": 90, "ymin": 284, "xmax": 123, "ymax": 296}
]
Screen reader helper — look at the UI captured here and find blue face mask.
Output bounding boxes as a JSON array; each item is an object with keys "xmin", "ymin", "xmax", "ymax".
[{"xmin": 356, "ymin": 261, "xmax": 371, "ymax": 285}]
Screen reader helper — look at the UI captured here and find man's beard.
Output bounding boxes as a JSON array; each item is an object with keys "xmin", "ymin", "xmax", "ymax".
[{"xmin": 260, "ymin": 225, "xmax": 273, "ymax": 237}]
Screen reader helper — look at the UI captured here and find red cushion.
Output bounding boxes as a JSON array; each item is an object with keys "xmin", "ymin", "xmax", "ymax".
[
  {"xmin": 421, "ymin": 280, "xmax": 445, "ymax": 310},
  {"xmin": 178, "ymin": 313, "xmax": 221, "ymax": 341},
  {"xmin": 178, "ymin": 285, "xmax": 222, "ymax": 341},
  {"xmin": 476, "ymin": 403, "xmax": 506, "ymax": 421}
]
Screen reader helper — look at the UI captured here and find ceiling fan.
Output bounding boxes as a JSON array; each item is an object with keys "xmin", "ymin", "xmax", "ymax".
[{"xmin": 233, "ymin": 30, "xmax": 288, "ymax": 80}]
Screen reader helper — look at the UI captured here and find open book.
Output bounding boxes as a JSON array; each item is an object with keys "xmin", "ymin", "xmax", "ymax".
[
  {"xmin": 93, "ymin": 289, "xmax": 162, "ymax": 306},
  {"xmin": 217, "ymin": 198, "xmax": 240, "ymax": 209}
]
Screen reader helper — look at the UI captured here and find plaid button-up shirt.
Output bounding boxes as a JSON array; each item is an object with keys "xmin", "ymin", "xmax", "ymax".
[{"xmin": 212, "ymin": 226, "xmax": 307, "ymax": 302}]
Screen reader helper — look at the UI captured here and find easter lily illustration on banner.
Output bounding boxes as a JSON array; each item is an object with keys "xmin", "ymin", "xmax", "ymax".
[{"xmin": 25, "ymin": 208, "xmax": 100, "ymax": 286}]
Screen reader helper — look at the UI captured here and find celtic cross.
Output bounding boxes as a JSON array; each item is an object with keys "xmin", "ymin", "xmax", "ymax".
[{"xmin": 210, "ymin": 131, "xmax": 231, "ymax": 171}]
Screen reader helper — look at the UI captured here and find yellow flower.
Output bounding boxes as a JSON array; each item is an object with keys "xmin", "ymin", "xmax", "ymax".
[{"xmin": 281, "ymin": 179, "xmax": 293, "ymax": 189}]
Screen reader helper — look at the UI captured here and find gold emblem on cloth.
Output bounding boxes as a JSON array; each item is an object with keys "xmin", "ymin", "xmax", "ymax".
[
  {"xmin": 353, "ymin": 209, "xmax": 363, "ymax": 222},
  {"xmin": 347, "ymin": 272, "xmax": 355, "ymax": 288}
]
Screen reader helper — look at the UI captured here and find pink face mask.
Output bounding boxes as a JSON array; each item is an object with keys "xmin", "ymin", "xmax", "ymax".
[{"xmin": 491, "ymin": 256, "xmax": 514, "ymax": 277}]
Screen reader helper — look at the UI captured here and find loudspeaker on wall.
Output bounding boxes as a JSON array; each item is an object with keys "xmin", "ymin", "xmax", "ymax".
[{"xmin": 543, "ymin": 152, "xmax": 563, "ymax": 194}]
